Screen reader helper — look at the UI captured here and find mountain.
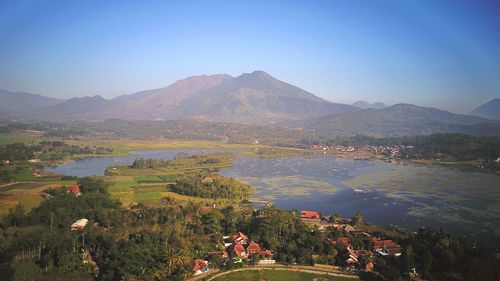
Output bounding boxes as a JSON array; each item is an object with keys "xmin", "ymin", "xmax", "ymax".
[
  {"xmin": 35, "ymin": 95, "xmax": 108, "ymax": 120},
  {"xmin": 469, "ymin": 98, "xmax": 500, "ymax": 120},
  {"xmin": 0, "ymin": 89, "xmax": 63, "ymax": 114},
  {"xmin": 305, "ymin": 103, "xmax": 500, "ymax": 137},
  {"xmin": 176, "ymin": 71, "xmax": 356, "ymax": 124},
  {"xmin": 352, "ymin": 101, "xmax": 387, "ymax": 110},
  {"xmin": 27, "ymin": 71, "xmax": 359, "ymax": 124}
]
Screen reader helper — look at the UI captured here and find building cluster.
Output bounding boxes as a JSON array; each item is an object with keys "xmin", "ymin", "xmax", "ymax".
[
  {"xmin": 359, "ymin": 145, "xmax": 414, "ymax": 158},
  {"xmin": 301, "ymin": 210, "xmax": 402, "ymax": 271},
  {"xmin": 300, "ymin": 210, "xmax": 353, "ymax": 232},
  {"xmin": 192, "ymin": 231, "xmax": 274, "ymax": 276},
  {"xmin": 223, "ymin": 231, "xmax": 274, "ymax": 263}
]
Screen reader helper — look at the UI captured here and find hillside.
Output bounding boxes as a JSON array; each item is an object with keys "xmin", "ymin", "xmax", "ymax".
[
  {"xmin": 469, "ymin": 98, "xmax": 500, "ymax": 120},
  {"xmin": 0, "ymin": 89, "xmax": 63, "ymax": 114},
  {"xmin": 177, "ymin": 71, "xmax": 356, "ymax": 124},
  {"xmin": 306, "ymin": 103, "xmax": 500, "ymax": 137},
  {"xmin": 12, "ymin": 71, "xmax": 358, "ymax": 124}
]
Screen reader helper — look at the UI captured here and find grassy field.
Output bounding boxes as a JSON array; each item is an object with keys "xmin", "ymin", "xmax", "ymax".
[
  {"xmin": 0, "ymin": 131, "xmax": 41, "ymax": 146},
  {"xmin": 61, "ymin": 139, "xmax": 269, "ymax": 156},
  {"xmin": 212, "ymin": 269, "xmax": 358, "ymax": 281},
  {"xmin": 242, "ymin": 147, "xmax": 311, "ymax": 158},
  {"xmin": 0, "ymin": 179, "xmax": 77, "ymax": 216}
]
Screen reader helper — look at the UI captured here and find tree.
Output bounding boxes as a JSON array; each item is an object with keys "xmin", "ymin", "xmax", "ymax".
[{"xmin": 352, "ymin": 211, "xmax": 363, "ymax": 226}]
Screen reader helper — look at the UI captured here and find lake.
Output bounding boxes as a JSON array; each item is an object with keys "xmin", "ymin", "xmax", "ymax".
[{"xmin": 44, "ymin": 149, "xmax": 500, "ymax": 245}]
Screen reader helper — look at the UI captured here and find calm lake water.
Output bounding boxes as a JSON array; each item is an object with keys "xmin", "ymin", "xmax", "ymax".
[{"xmin": 44, "ymin": 150, "xmax": 500, "ymax": 245}]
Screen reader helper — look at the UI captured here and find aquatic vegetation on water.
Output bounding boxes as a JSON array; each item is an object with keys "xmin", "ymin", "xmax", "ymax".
[{"xmin": 237, "ymin": 176, "xmax": 337, "ymax": 201}]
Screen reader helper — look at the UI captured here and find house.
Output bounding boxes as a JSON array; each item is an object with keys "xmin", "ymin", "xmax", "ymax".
[
  {"xmin": 301, "ymin": 210, "xmax": 320, "ymax": 219},
  {"xmin": 335, "ymin": 224, "xmax": 355, "ymax": 232},
  {"xmin": 365, "ymin": 262, "xmax": 374, "ymax": 271},
  {"xmin": 332, "ymin": 237, "xmax": 352, "ymax": 249},
  {"xmin": 246, "ymin": 241, "xmax": 262, "ymax": 254},
  {"xmin": 231, "ymin": 231, "xmax": 249, "ymax": 245},
  {"xmin": 67, "ymin": 185, "xmax": 81, "ymax": 196},
  {"xmin": 232, "ymin": 242, "xmax": 248, "ymax": 259},
  {"xmin": 372, "ymin": 238, "xmax": 402, "ymax": 256},
  {"xmin": 70, "ymin": 218, "xmax": 88, "ymax": 230},
  {"xmin": 354, "ymin": 250, "xmax": 373, "ymax": 259},
  {"xmin": 192, "ymin": 259, "xmax": 209, "ymax": 276},
  {"xmin": 346, "ymin": 248, "xmax": 359, "ymax": 265}
]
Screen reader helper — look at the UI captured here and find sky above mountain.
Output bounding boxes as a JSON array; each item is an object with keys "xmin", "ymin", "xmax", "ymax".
[{"xmin": 0, "ymin": 0, "xmax": 499, "ymax": 113}]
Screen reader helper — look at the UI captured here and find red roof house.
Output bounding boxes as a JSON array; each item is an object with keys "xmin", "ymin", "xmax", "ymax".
[
  {"xmin": 67, "ymin": 185, "xmax": 81, "ymax": 196},
  {"xmin": 233, "ymin": 242, "xmax": 248, "ymax": 259},
  {"xmin": 193, "ymin": 259, "xmax": 209, "ymax": 276},
  {"xmin": 365, "ymin": 262, "xmax": 374, "ymax": 271},
  {"xmin": 246, "ymin": 241, "xmax": 262, "ymax": 254},
  {"xmin": 332, "ymin": 237, "xmax": 352, "ymax": 249},
  {"xmin": 372, "ymin": 238, "xmax": 402, "ymax": 256},
  {"xmin": 231, "ymin": 231, "xmax": 249, "ymax": 244},
  {"xmin": 259, "ymin": 249, "xmax": 273, "ymax": 257},
  {"xmin": 301, "ymin": 210, "xmax": 320, "ymax": 219}
]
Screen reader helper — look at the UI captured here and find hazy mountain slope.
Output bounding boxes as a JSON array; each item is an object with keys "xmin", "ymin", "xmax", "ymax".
[
  {"xmin": 307, "ymin": 103, "xmax": 500, "ymax": 137},
  {"xmin": 101, "ymin": 74, "xmax": 233, "ymax": 119},
  {"xmin": 178, "ymin": 71, "xmax": 357, "ymax": 124},
  {"xmin": 35, "ymin": 95, "xmax": 108, "ymax": 120},
  {"xmin": 469, "ymin": 98, "xmax": 500, "ymax": 120},
  {"xmin": 0, "ymin": 89, "xmax": 63, "ymax": 114},
  {"xmin": 28, "ymin": 71, "xmax": 357, "ymax": 124},
  {"xmin": 352, "ymin": 101, "xmax": 387, "ymax": 109}
]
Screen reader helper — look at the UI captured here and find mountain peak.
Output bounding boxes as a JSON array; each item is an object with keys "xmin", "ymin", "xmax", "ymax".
[
  {"xmin": 469, "ymin": 98, "xmax": 500, "ymax": 120},
  {"xmin": 238, "ymin": 70, "xmax": 272, "ymax": 79}
]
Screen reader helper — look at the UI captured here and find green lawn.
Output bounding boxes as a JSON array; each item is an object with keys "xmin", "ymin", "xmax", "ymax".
[
  {"xmin": 134, "ymin": 175, "xmax": 165, "ymax": 184},
  {"xmin": 212, "ymin": 270, "xmax": 260, "ymax": 281},
  {"xmin": 0, "ymin": 132, "xmax": 40, "ymax": 146},
  {"xmin": 158, "ymin": 174, "xmax": 178, "ymax": 182},
  {"xmin": 299, "ymin": 271, "xmax": 357, "ymax": 281},
  {"xmin": 263, "ymin": 269, "xmax": 302, "ymax": 281},
  {"xmin": 212, "ymin": 269, "xmax": 358, "ymax": 281},
  {"xmin": 133, "ymin": 190, "xmax": 162, "ymax": 204},
  {"xmin": 107, "ymin": 179, "xmax": 138, "ymax": 192}
]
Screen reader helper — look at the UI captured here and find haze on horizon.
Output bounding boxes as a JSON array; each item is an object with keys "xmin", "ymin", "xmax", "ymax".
[{"xmin": 0, "ymin": 0, "xmax": 499, "ymax": 113}]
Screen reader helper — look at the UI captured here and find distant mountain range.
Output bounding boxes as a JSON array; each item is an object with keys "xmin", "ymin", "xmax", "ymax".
[
  {"xmin": 352, "ymin": 101, "xmax": 387, "ymax": 110},
  {"xmin": 1, "ymin": 71, "xmax": 499, "ymax": 137},
  {"xmin": 9, "ymin": 71, "xmax": 358, "ymax": 124},
  {"xmin": 0, "ymin": 89, "xmax": 63, "ymax": 115},
  {"xmin": 469, "ymin": 98, "xmax": 500, "ymax": 120},
  {"xmin": 305, "ymin": 103, "xmax": 500, "ymax": 137}
]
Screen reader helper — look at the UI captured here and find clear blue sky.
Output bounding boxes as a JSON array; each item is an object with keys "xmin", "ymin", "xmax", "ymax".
[{"xmin": 0, "ymin": 0, "xmax": 499, "ymax": 112}]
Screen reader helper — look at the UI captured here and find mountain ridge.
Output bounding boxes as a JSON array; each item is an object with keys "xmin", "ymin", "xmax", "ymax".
[
  {"xmin": 304, "ymin": 103, "xmax": 500, "ymax": 137},
  {"xmin": 469, "ymin": 98, "xmax": 500, "ymax": 120}
]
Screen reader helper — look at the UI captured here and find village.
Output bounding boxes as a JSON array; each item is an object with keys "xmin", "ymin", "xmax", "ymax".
[
  {"xmin": 189, "ymin": 208, "xmax": 404, "ymax": 278},
  {"xmin": 63, "ymin": 182, "xmax": 404, "ymax": 279},
  {"xmin": 309, "ymin": 144, "xmax": 412, "ymax": 161}
]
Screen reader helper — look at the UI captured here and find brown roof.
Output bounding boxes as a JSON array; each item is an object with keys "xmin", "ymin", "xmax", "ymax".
[
  {"xmin": 193, "ymin": 259, "xmax": 208, "ymax": 272},
  {"xmin": 233, "ymin": 242, "xmax": 247, "ymax": 258},
  {"xmin": 232, "ymin": 231, "xmax": 249, "ymax": 243},
  {"xmin": 67, "ymin": 185, "xmax": 81, "ymax": 194},
  {"xmin": 246, "ymin": 241, "xmax": 261, "ymax": 254},
  {"xmin": 301, "ymin": 210, "xmax": 320, "ymax": 219},
  {"xmin": 366, "ymin": 262, "xmax": 374, "ymax": 271}
]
